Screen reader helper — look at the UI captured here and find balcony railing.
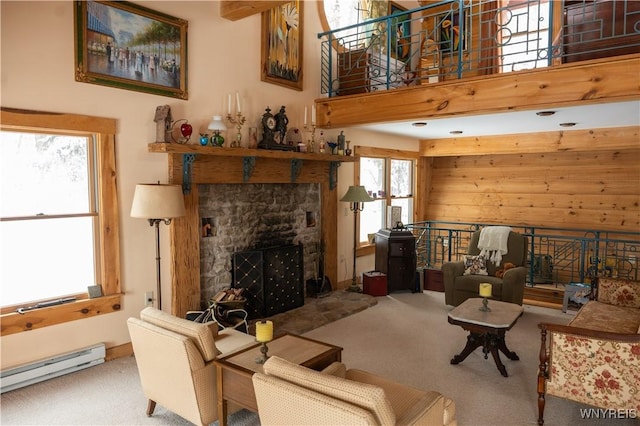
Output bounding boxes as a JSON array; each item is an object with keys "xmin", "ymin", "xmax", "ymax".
[
  {"xmin": 318, "ymin": 0, "xmax": 640, "ymax": 97},
  {"xmin": 406, "ymin": 220, "xmax": 640, "ymax": 286}
]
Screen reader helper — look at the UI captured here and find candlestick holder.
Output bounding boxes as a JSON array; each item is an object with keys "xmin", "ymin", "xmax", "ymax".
[
  {"xmin": 255, "ymin": 341, "xmax": 270, "ymax": 364},
  {"xmin": 479, "ymin": 297, "xmax": 491, "ymax": 312},
  {"xmin": 304, "ymin": 124, "xmax": 316, "ymax": 153},
  {"xmin": 226, "ymin": 112, "xmax": 246, "ymax": 148}
]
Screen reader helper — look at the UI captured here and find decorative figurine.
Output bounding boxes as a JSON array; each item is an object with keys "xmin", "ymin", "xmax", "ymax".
[
  {"xmin": 154, "ymin": 105, "xmax": 172, "ymax": 142},
  {"xmin": 337, "ymin": 130, "xmax": 346, "ymax": 155},
  {"xmin": 275, "ymin": 106, "xmax": 289, "ymax": 146},
  {"xmin": 259, "ymin": 107, "xmax": 294, "ymax": 151}
]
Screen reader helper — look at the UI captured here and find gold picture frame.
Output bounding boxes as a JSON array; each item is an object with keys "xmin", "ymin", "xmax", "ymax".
[
  {"xmin": 74, "ymin": 1, "xmax": 188, "ymax": 99},
  {"xmin": 261, "ymin": 1, "xmax": 304, "ymax": 91}
]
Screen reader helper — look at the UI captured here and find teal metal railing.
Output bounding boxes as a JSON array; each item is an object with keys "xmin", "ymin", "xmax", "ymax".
[
  {"xmin": 406, "ymin": 221, "xmax": 640, "ymax": 286},
  {"xmin": 318, "ymin": 0, "xmax": 640, "ymax": 97}
]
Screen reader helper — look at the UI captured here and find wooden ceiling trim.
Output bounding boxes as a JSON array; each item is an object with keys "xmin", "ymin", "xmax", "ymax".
[
  {"xmin": 419, "ymin": 126, "xmax": 640, "ymax": 157},
  {"xmin": 315, "ymin": 54, "xmax": 640, "ymax": 129},
  {"xmin": 220, "ymin": 1, "xmax": 289, "ymax": 21}
]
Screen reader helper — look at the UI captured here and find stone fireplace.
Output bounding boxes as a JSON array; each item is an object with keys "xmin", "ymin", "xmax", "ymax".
[
  {"xmin": 199, "ymin": 183, "xmax": 321, "ymax": 309},
  {"xmin": 156, "ymin": 144, "xmax": 354, "ymax": 317}
]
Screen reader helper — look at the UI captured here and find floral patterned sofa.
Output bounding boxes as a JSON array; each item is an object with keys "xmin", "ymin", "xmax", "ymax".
[{"xmin": 537, "ymin": 277, "xmax": 640, "ymax": 425}]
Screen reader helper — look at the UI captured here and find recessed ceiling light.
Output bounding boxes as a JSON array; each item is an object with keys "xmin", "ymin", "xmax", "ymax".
[
  {"xmin": 536, "ymin": 111, "xmax": 556, "ymax": 116},
  {"xmin": 559, "ymin": 122, "xmax": 576, "ymax": 127},
  {"xmin": 412, "ymin": 122, "xmax": 427, "ymax": 127},
  {"xmin": 449, "ymin": 130, "xmax": 463, "ymax": 134}
]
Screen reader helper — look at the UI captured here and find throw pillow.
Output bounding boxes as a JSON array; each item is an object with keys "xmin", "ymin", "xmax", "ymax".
[{"xmin": 464, "ymin": 255, "xmax": 488, "ymax": 276}]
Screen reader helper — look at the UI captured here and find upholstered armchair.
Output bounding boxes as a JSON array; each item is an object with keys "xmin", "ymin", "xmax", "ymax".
[
  {"xmin": 127, "ymin": 307, "xmax": 255, "ymax": 426},
  {"xmin": 442, "ymin": 229, "xmax": 528, "ymax": 306},
  {"xmin": 252, "ymin": 356, "xmax": 457, "ymax": 426},
  {"xmin": 537, "ymin": 277, "xmax": 640, "ymax": 425}
]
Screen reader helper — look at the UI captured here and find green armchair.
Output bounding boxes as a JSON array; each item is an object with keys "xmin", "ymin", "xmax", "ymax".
[{"xmin": 442, "ymin": 229, "xmax": 528, "ymax": 306}]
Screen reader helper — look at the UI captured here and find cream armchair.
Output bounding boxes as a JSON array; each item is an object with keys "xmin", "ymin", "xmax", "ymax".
[
  {"xmin": 127, "ymin": 307, "xmax": 255, "ymax": 426},
  {"xmin": 252, "ymin": 356, "xmax": 457, "ymax": 426}
]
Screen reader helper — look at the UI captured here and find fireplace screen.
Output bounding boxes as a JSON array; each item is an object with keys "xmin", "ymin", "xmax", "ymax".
[{"xmin": 232, "ymin": 244, "xmax": 304, "ymax": 319}]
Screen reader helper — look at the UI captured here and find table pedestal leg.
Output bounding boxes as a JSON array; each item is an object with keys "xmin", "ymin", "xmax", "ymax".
[
  {"xmin": 451, "ymin": 331, "xmax": 519, "ymax": 377},
  {"xmin": 451, "ymin": 332, "xmax": 483, "ymax": 364}
]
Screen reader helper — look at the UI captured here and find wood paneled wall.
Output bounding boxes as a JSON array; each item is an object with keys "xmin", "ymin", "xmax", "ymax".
[{"xmin": 421, "ymin": 148, "xmax": 640, "ymax": 232}]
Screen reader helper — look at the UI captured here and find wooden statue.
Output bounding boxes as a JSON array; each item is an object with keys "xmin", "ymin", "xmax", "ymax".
[{"xmin": 154, "ymin": 105, "xmax": 172, "ymax": 142}]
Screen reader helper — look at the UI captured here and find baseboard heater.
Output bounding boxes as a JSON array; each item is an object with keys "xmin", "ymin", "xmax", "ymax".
[{"xmin": 1, "ymin": 343, "xmax": 105, "ymax": 393}]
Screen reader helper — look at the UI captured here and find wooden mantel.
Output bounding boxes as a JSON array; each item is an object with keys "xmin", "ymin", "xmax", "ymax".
[
  {"xmin": 149, "ymin": 143, "xmax": 356, "ymax": 317},
  {"xmin": 220, "ymin": 1, "xmax": 289, "ymax": 21}
]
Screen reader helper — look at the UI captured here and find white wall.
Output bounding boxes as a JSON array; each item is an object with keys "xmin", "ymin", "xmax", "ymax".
[{"xmin": 0, "ymin": 1, "xmax": 418, "ymax": 369}]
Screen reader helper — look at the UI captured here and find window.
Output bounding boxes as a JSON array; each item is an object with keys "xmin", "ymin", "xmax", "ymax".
[
  {"xmin": 1, "ymin": 132, "xmax": 98, "ymax": 305},
  {"xmin": 356, "ymin": 147, "xmax": 417, "ymax": 246},
  {"xmin": 0, "ymin": 108, "xmax": 121, "ymax": 335},
  {"xmin": 499, "ymin": 0, "xmax": 551, "ymax": 72}
]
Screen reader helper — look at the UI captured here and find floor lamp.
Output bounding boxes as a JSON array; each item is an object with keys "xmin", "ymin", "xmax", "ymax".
[
  {"xmin": 340, "ymin": 185, "xmax": 374, "ymax": 292},
  {"xmin": 130, "ymin": 184, "xmax": 185, "ymax": 310}
]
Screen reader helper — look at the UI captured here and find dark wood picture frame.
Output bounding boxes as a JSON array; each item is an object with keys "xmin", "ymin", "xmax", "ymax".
[
  {"xmin": 74, "ymin": 1, "xmax": 188, "ymax": 99},
  {"xmin": 261, "ymin": 1, "xmax": 304, "ymax": 91}
]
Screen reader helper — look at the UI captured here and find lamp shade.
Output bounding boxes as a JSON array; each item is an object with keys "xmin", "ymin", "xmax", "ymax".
[
  {"xmin": 340, "ymin": 185, "xmax": 374, "ymax": 203},
  {"xmin": 130, "ymin": 184, "xmax": 186, "ymax": 219},
  {"xmin": 208, "ymin": 115, "xmax": 227, "ymax": 131}
]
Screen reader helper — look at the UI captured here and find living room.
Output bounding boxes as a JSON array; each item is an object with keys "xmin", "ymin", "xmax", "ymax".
[{"xmin": 1, "ymin": 1, "xmax": 639, "ymax": 425}]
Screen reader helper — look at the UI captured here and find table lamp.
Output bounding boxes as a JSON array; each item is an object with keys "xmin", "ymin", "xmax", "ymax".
[
  {"xmin": 479, "ymin": 282, "xmax": 492, "ymax": 311},
  {"xmin": 340, "ymin": 185, "xmax": 374, "ymax": 292},
  {"xmin": 255, "ymin": 320, "xmax": 273, "ymax": 364},
  {"xmin": 131, "ymin": 183, "xmax": 185, "ymax": 310},
  {"xmin": 208, "ymin": 115, "xmax": 227, "ymax": 146}
]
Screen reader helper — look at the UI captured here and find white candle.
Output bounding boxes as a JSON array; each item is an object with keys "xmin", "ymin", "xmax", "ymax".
[
  {"xmin": 304, "ymin": 106, "xmax": 308, "ymax": 126},
  {"xmin": 479, "ymin": 283, "xmax": 492, "ymax": 297},
  {"xmin": 311, "ymin": 105, "xmax": 316, "ymax": 125},
  {"xmin": 227, "ymin": 94, "xmax": 231, "ymax": 115},
  {"xmin": 255, "ymin": 320, "xmax": 273, "ymax": 342},
  {"xmin": 236, "ymin": 92, "xmax": 241, "ymax": 113}
]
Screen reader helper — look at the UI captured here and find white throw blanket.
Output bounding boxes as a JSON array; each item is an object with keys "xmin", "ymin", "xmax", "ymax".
[{"xmin": 478, "ymin": 226, "xmax": 512, "ymax": 266}]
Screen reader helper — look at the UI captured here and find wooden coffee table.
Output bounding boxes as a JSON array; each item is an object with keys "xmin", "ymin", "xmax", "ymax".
[
  {"xmin": 447, "ymin": 298, "xmax": 523, "ymax": 377},
  {"xmin": 214, "ymin": 333, "xmax": 343, "ymax": 426}
]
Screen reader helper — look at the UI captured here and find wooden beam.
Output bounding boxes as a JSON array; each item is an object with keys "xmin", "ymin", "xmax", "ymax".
[
  {"xmin": 315, "ymin": 55, "xmax": 640, "ymax": 129},
  {"xmin": 419, "ymin": 126, "xmax": 640, "ymax": 157},
  {"xmin": 220, "ymin": 1, "xmax": 288, "ymax": 21}
]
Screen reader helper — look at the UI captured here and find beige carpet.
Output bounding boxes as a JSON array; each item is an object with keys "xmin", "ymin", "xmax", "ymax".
[{"xmin": 2, "ymin": 291, "xmax": 635, "ymax": 426}]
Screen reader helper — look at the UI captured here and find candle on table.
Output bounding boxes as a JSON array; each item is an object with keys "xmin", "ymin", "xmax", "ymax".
[
  {"xmin": 255, "ymin": 320, "xmax": 273, "ymax": 342},
  {"xmin": 304, "ymin": 106, "xmax": 308, "ymax": 126},
  {"xmin": 236, "ymin": 92, "xmax": 241, "ymax": 114},
  {"xmin": 479, "ymin": 283, "xmax": 492, "ymax": 298},
  {"xmin": 227, "ymin": 94, "xmax": 231, "ymax": 115},
  {"xmin": 311, "ymin": 105, "xmax": 316, "ymax": 125}
]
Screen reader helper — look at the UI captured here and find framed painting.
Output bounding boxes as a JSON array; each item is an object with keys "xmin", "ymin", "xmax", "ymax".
[
  {"xmin": 438, "ymin": 8, "xmax": 468, "ymax": 53},
  {"xmin": 74, "ymin": 1, "xmax": 188, "ymax": 99},
  {"xmin": 261, "ymin": 1, "xmax": 304, "ymax": 91},
  {"xmin": 389, "ymin": 2, "xmax": 411, "ymax": 63}
]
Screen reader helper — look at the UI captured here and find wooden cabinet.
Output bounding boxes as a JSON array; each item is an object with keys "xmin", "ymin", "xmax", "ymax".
[
  {"xmin": 337, "ymin": 49, "xmax": 406, "ymax": 96},
  {"xmin": 374, "ymin": 229, "xmax": 417, "ymax": 293},
  {"xmin": 424, "ymin": 268, "xmax": 444, "ymax": 292}
]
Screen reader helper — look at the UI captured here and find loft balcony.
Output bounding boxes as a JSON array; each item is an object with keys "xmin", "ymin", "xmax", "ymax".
[{"xmin": 315, "ymin": 0, "xmax": 640, "ymax": 130}]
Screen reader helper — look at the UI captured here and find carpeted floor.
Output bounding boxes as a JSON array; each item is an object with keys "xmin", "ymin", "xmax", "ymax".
[{"xmin": 2, "ymin": 291, "xmax": 636, "ymax": 426}]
